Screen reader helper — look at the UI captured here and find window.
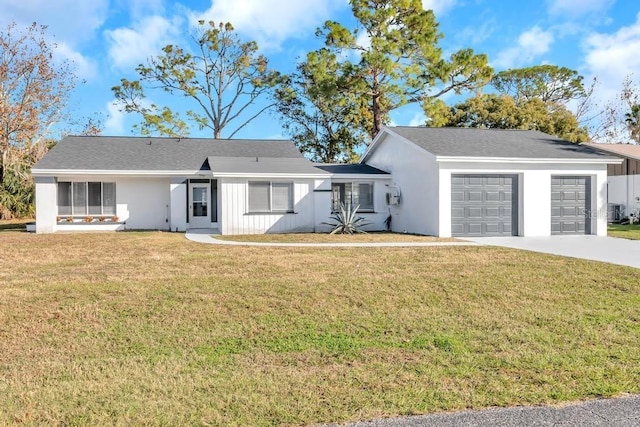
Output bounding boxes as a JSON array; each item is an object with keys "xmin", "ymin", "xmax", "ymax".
[
  {"xmin": 57, "ymin": 182, "xmax": 116, "ymax": 216},
  {"xmin": 57, "ymin": 182, "xmax": 72, "ymax": 215},
  {"xmin": 332, "ymin": 182, "xmax": 374, "ymax": 212},
  {"xmin": 248, "ymin": 181, "xmax": 293, "ymax": 212}
]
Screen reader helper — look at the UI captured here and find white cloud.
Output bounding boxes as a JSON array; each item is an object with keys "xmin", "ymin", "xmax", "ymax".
[
  {"xmin": 494, "ymin": 26, "xmax": 554, "ymax": 69},
  {"xmin": 55, "ymin": 43, "xmax": 98, "ymax": 80},
  {"xmin": 125, "ymin": 0, "xmax": 166, "ymax": 18},
  {"xmin": 356, "ymin": 31, "xmax": 372, "ymax": 50},
  {"xmin": 582, "ymin": 13, "xmax": 640, "ymax": 103},
  {"xmin": 189, "ymin": 0, "xmax": 345, "ymax": 50},
  {"xmin": 409, "ymin": 112, "xmax": 426, "ymax": 127},
  {"xmin": 457, "ymin": 19, "xmax": 496, "ymax": 45},
  {"xmin": 422, "ymin": 0, "xmax": 457, "ymax": 16},
  {"xmin": 105, "ymin": 100, "xmax": 126, "ymax": 135},
  {"xmin": 104, "ymin": 15, "xmax": 183, "ymax": 70},
  {"xmin": 0, "ymin": 0, "xmax": 107, "ymax": 82},
  {"xmin": 547, "ymin": 0, "xmax": 614, "ymax": 19},
  {"xmin": 0, "ymin": 0, "xmax": 108, "ymax": 45}
]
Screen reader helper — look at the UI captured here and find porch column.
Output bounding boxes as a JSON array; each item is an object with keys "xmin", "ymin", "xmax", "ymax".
[
  {"xmin": 313, "ymin": 178, "xmax": 332, "ymax": 232},
  {"xmin": 170, "ymin": 178, "xmax": 187, "ymax": 232},
  {"xmin": 35, "ymin": 176, "xmax": 57, "ymax": 233}
]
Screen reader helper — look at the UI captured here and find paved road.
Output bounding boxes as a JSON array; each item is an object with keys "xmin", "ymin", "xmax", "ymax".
[
  {"xmin": 328, "ymin": 395, "xmax": 640, "ymax": 427},
  {"xmin": 466, "ymin": 235, "xmax": 640, "ymax": 269}
]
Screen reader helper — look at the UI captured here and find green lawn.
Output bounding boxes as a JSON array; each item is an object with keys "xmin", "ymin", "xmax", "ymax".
[
  {"xmin": 609, "ymin": 223, "xmax": 640, "ymax": 240},
  {"xmin": 1, "ymin": 231, "xmax": 639, "ymax": 425}
]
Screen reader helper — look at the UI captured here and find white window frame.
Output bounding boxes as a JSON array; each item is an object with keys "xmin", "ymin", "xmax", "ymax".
[
  {"xmin": 57, "ymin": 181, "xmax": 116, "ymax": 217},
  {"xmin": 331, "ymin": 181, "xmax": 374, "ymax": 212},
  {"xmin": 248, "ymin": 181, "xmax": 294, "ymax": 213}
]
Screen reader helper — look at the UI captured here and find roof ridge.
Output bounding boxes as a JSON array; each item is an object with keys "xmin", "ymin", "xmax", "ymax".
[
  {"xmin": 64, "ymin": 135, "xmax": 292, "ymax": 142},
  {"xmin": 390, "ymin": 126, "xmax": 537, "ymax": 132}
]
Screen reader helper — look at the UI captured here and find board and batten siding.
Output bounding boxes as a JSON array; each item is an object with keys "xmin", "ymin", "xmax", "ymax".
[{"xmin": 220, "ymin": 178, "xmax": 316, "ymax": 234}]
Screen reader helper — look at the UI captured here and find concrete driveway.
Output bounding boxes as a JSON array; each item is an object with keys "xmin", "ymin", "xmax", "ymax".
[{"xmin": 466, "ymin": 235, "xmax": 640, "ymax": 269}]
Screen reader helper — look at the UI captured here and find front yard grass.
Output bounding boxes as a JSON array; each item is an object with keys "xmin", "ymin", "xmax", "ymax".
[
  {"xmin": 609, "ymin": 223, "xmax": 640, "ymax": 240},
  {"xmin": 1, "ymin": 231, "xmax": 639, "ymax": 425}
]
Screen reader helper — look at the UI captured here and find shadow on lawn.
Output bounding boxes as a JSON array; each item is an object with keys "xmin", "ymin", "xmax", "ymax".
[{"xmin": 0, "ymin": 219, "xmax": 32, "ymax": 232}]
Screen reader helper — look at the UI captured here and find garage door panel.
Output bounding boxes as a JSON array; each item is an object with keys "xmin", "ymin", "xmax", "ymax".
[
  {"xmin": 468, "ymin": 223, "xmax": 482, "ymax": 233},
  {"xmin": 451, "ymin": 207, "xmax": 465, "ymax": 219},
  {"xmin": 468, "ymin": 191, "xmax": 483, "ymax": 201},
  {"xmin": 485, "ymin": 223, "xmax": 500, "ymax": 233},
  {"xmin": 451, "ymin": 174, "xmax": 518, "ymax": 237},
  {"xmin": 562, "ymin": 206, "xmax": 580, "ymax": 216},
  {"xmin": 451, "ymin": 176, "xmax": 464, "ymax": 185},
  {"xmin": 551, "ymin": 175, "xmax": 590, "ymax": 235},
  {"xmin": 484, "ymin": 207, "xmax": 500, "ymax": 218},
  {"xmin": 467, "ymin": 207, "xmax": 483, "ymax": 218},
  {"xmin": 485, "ymin": 191, "xmax": 500, "ymax": 201},
  {"xmin": 451, "ymin": 191, "xmax": 465, "ymax": 202},
  {"xmin": 451, "ymin": 223, "xmax": 465, "ymax": 234}
]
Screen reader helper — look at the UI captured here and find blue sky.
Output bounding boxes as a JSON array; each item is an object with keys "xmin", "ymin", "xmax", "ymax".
[{"xmin": 1, "ymin": 0, "xmax": 639, "ymax": 140}]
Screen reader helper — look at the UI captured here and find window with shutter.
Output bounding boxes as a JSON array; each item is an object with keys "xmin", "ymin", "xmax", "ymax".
[
  {"xmin": 248, "ymin": 181, "xmax": 294, "ymax": 212},
  {"xmin": 272, "ymin": 183, "xmax": 293, "ymax": 211},
  {"xmin": 248, "ymin": 181, "xmax": 270, "ymax": 212}
]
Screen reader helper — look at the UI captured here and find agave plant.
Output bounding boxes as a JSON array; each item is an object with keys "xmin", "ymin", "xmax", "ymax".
[{"xmin": 323, "ymin": 203, "xmax": 371, "ymax": 234}]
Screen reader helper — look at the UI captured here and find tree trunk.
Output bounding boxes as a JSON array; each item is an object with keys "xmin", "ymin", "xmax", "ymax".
[
  {"xmin": 0, "ymin": 147, "xmax": 6, "ymax": 182},
  {"xmin": 371, "ymin": 72, "xmax": 382, "ymax": 140}
]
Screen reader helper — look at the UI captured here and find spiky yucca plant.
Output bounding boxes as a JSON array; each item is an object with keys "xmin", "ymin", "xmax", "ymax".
[{"xmin": 323, "ymin": 203, "xmax": 371, "ymax": 234}]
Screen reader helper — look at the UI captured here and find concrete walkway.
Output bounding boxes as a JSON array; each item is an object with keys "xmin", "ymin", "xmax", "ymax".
[
  {"xmin": 466, "ymin": 235, "xmax": 640, "ymax": 269},
  {"xmin": 336, "ymin": 395, "xmax": 640, "ymax": 427},
  {"xmin": 184, "ymin": 229, "xmax": 478, "ymax": 248}
]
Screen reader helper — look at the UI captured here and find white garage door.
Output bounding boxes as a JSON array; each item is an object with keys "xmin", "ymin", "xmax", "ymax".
[
  {"xmin": 551, "ymin": 176, "xmax": 591, "ymax": 235},
  {"xmin": 451, "ymin": 174, "xmax": 518, "ymax": 237}
]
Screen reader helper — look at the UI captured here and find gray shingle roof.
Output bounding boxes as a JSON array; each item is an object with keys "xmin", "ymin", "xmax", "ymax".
[
  {"xmin": 33, "ymin": 135, "xmax": 306, "ymax": 172},
  {"xmin": 314, "ymin": 164, "xmax": 389, "ymax": 175},
  {"xmin": 208, "ymin": 157, "xmax": 328, "ymax": 175},
  {"xmin": 387, "ymin": 127, "xmax": 618, "ymax": 160}
]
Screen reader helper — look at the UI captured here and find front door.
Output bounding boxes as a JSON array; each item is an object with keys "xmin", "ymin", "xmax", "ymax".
[{"xmin": 189, "ymin": 182, "xmax": 211, "ymax": 228}]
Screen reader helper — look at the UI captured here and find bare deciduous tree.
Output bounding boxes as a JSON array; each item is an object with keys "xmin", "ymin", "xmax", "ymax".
[{"xmin": 0, "ymin": 22, "xmax": 78, "ymax": 218}]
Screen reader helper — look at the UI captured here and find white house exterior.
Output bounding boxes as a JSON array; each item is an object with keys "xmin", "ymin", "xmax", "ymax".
[
  {"xmin": 31, "ymin": 136, "xmax": 391, "ymax": 234},
  {"xmin": 32, "ymin": 130, "xmax": 621, "ymax": 236},
  {"xmin": 362, "ymin": 127, "xmax": 621, "ymax": 237}
]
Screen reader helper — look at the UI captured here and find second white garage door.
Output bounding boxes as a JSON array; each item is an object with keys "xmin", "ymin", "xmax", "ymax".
[{"xmin": 551, "ymin": 176, "xmax": 591, "ymax": 235}]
